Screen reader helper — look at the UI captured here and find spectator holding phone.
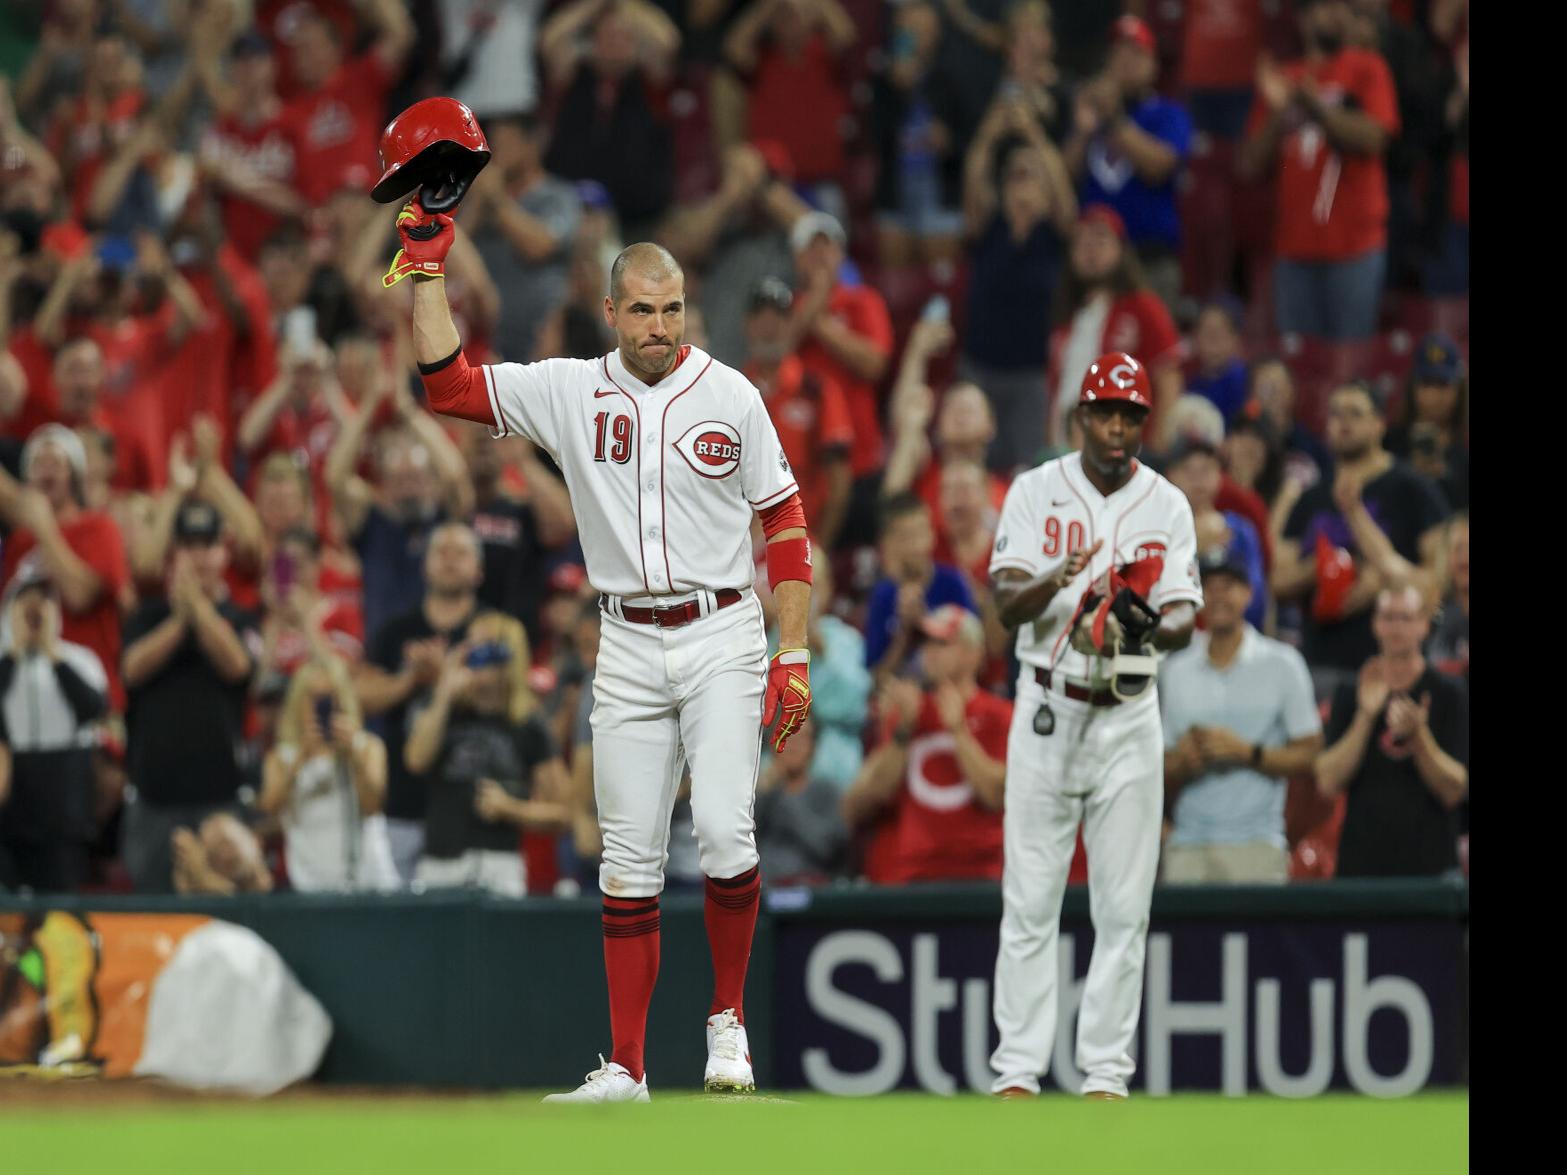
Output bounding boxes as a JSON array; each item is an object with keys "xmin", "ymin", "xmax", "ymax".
[
  {"xmin": 0, "ymin": 424, "xmax": 132, "ymax": 712},
  {"xmin": 254, "ymin": 524, "xmax": 365, "ymax": 679},
  {"xmin": 258, "ymin": 656, "xmax": 397, "ymax": 893},
  {"xmin": 960, "ymin": 94, "xmax": 1076, "ymax": 472},
  {"xmin": 1385, "ymin": 333, "xmax": 1468, "ymax": 511},
  {"xmin": 862, "ymin": 493, "xmax": 977, "ymax": 685},
  {"xmin": 0, "ymin": 565, "xmax": 109, "ymax": 893},
  {"xmin": 403, "ymin": 613, "xmax": 568, "ymax": 896}
]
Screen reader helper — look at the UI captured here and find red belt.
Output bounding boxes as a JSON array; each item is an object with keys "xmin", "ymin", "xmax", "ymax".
[
  {"xmin": 606, "ymin": 588, "xmax": 743, "ymax": 629},
  {"xmin": 1035, "ymin": 667, "xmax": 1121, "ymax": 707}
]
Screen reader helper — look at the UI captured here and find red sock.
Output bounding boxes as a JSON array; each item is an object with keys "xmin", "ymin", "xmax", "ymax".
[
  {"xmin": 602, "ymin": 895, "xmax": 660, "ymax": 1082},
  {"xmin": 705, "ymin": 865, "xmax": 761, "ymax": 1022}
]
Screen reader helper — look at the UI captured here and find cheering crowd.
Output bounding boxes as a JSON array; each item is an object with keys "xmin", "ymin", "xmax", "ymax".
[{"xmin": 0, "ymin": 0, "xmax": 1468, "ymax": 896}]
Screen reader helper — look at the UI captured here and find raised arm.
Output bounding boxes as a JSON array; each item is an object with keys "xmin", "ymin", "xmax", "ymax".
[{"xmin": 724, "ymin": 0, "xmax": 781, "ymax": 73}]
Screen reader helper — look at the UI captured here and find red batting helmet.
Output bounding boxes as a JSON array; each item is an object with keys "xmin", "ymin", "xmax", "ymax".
[
  {"xmin": 372, "ymin": 97, "xmax": 491, "ymax": 213},
  {"xmin": 1079, "ymin": 352, "xmax": 1153, "ymax": 410}
]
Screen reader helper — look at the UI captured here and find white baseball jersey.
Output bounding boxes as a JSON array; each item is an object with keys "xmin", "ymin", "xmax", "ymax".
[
  {"xmin": 989, "ymin": 452, "xmax": 1203, "ymax": 682},
  {"xmin": 482, "ymin": 345, "xmax": 798, "ymax": 597}
]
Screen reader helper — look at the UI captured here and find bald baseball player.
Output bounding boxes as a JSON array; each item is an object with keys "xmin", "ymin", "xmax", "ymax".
[
  {"xmin": 987, "ymin": 353, "xmax": 1200, "ymax": 1100},
  {"xmin": 388, "ymin": 204, "xmax": 814, "ymax": 1101}
]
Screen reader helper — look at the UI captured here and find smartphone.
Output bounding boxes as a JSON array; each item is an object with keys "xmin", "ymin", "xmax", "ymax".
[
  {"xmin": 313, "ymin": 695, "xmax": 335, "ymax": 734},
  {"xmin": 921, "ymin": 295, "xmax": 950, "ymax": 325},
  {"xmin": 271, "ymin": 550, "xmax": 296, "ymax": 596},
  {"xmin": 97, "ymin": 234, "xmax": 136, "ymax": 272},
  {"xmin": 284, "ymin": 306, "xmax": 319, "ymax": 358}
]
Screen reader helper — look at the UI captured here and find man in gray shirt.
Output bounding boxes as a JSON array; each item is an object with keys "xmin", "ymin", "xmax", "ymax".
[
  {"xmin": 465, "ymin": 111, "xmax": 582, "ymax": 361},
  {"xmin": 1160, "ymin": 547, "xmax": 1324, "ymax": 883}
]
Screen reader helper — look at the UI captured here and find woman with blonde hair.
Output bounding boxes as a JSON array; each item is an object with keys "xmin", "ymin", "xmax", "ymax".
[
  {"xmin": 257, "ymin": 657, "xmax": 398, "ymax": 892},
  {"xmin": 404, "ymin": 611, "xmax": 568, "ymax": 896}
]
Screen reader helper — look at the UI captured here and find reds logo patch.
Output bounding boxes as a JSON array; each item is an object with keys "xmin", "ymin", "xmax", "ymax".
[
  {"xmin": 674, "ymin": 421, "xmax": 743, "ymax": 479},
  {"xmin": 1133, "ymin": 540, "xmax": 1167, "ymax": 564}
]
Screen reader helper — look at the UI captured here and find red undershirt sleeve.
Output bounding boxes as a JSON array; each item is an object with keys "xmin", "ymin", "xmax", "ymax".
[
  {"xmin": 418, "ymin": 348, "xmax": 496, "ymax": 427},
  {"xmin": 759, "ymin": 493, "xmax": 807, "ymax": 538}
]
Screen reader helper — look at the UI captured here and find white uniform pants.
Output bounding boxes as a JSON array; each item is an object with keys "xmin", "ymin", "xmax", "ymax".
[
  {"xmin": 592, "ymin": 591, "xmax": 767, "ymax": 899},
  {"xmin": 990, "ymin": 676, "xmax": 1163, "ymax": 1097}
]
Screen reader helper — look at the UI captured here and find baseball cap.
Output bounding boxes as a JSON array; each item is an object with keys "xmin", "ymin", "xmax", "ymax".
[
  {"xmin": 231, "ymin": 31, "xmax": 273, "ymax": 59},
  {"xmin": 790, "ymin": 211, "xmax": 847, "ymax": 255},
  {"xmin": 21, "ymin": 423, "xmax": 88, "ymax": 482},
  {"xmin": 1197, "ymin": 545, "xmax": 1249, "ymax": 584},
  {"xmin": 548, "ymin": 561, "xmax": 588, "ymax": 595},
  {"xmin": 10, "ymin": 560, "xmax": 54, "ymax": 597},
  {"xmin": 1078, "ymin": 203, "xmax": 1128, "ymax": 241},
  {"xmin": 749, "ymin": 276, "xmax": 794, "ymax": 314},
  {"xmin": 1413, "ymin": 333, "xmax": 1461, "ymax": 385},
  {"xmin": 1112, "ymin": 14, "xmax": 1156, "ymax": 54},
  {"xmin": 919, "ymin": 604, "xmax": 984, "ymax": 646},
  {"xmin": 174, "ymin": 500, "xmax": 224, "ymax": 545},
  {"xmin": 1163, "ymin": 434, "xmax": 1221, "ymax": 470}
]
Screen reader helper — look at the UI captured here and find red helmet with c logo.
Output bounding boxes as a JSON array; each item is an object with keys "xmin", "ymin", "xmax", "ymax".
[
  {"xmin": 372, "ymin": 97, "xmax": 492, "ymax": 213},
  {"xmin": 1078, "ymin": 352, "xmax": 1153, "ymax": 410}
]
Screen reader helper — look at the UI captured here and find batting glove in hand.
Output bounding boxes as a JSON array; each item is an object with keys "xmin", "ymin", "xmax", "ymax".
[
  {"xmin": 763, "ymin": 648, "xmax": 811, "ymax": 753},
  {"xmin": 383, "ymin": 199, "xmax": 455, "ymax": 287}
]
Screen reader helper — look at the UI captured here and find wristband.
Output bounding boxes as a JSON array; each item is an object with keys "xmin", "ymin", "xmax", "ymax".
[
  {"xmin": 766, "ymin": 535, "xmax": 813, "ymax": 589},
  {"xmin": 1250, "ymin": 743, "xmax": 1263, "ymax": 768}
]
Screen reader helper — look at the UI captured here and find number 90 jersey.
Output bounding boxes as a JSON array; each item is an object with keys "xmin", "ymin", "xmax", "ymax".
[
  {"xmin": 482, "ymin": 344, "xmax": 799, "ymax": 597},
  {"xmin": 989, "ymin": 452, "xmax": 1203, "ymax": 682}
]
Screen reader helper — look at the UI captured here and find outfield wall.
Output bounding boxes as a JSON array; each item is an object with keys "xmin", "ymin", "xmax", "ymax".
[{"xmin": 2, "ymin": 880, "xmax": 1468, "ymax": 1095}]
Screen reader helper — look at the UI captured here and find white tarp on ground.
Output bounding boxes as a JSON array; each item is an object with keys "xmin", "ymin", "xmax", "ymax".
[{"xmin": 133, "ymin": 921, "xmax": 332, "ymax": 1095}]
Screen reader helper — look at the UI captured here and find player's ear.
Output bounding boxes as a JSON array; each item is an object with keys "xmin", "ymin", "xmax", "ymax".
[{"xmin": 603, "ymin": 295, "xmax": 616, "ymax": 327}]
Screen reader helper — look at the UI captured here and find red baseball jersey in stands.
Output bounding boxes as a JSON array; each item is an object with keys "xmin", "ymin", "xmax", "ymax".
[
  {"xmin": 1048, "ymin": 290, "xmax": 1181, "ymax": 399},
  {"xmin": 1245, "ymin": 48, "xmax": 1400, "ymax": 262},
  {"xmin": 1, "ymin": 512, "xmax": 131, "ymax": 711},
  {"xmin": 1182, "ymin": 0, "xmax": 1263, "ymax": 91},
  {"xmin": 796, "ymin": 283, "xmax": 895, "ymax": 480},
  {"xmin": 748, "ymin": 355, "xmax": 854, "ymax": 528},
  {"xmin": 201, "ymin": 113, "xmax": 302, "ymax": 262},
  {"xmin": 258, "ymin": 0, "xmax": 361, "ymax": 102},
  {"xmin": 283, "ymin": 52, "xmax": 395, "ymax": 206},
  {"xmin": 744, "ymin": 34, "xmax": 850, "ymax": 183},
  {"xmin": 862, "ymin": 689, "xmax": 1011, "ymax": 885}
]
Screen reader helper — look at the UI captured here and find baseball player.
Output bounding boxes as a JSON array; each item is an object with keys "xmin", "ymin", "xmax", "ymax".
[
  {"xmin": 388, "ymin": 203, "xmax": 814, "ymax": 1101},
  {"xmin": 986, "ymin": 353, "xmax": 1200, "ymax": 1100}
]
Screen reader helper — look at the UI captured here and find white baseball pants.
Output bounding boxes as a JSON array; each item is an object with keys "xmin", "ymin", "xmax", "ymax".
[
  {"xmin": 591, "ymin": 590, "xmax": 768, "ymax": 899},
  {"xmin": 990, "ymin": 675, "xmax": 1164, "ymax": 1098}
]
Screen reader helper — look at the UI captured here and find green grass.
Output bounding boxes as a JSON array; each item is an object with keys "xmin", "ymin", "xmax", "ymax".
[{"xmin": 3, "ymin": 1090, "xmax": 1468, "ymax": 1175}]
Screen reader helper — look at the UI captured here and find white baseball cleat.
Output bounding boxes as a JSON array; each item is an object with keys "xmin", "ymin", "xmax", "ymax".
[
  {"xmin": 704, "ymin": 1009, "xmax": 756, "ymax": 1093},
  {"xmin": 541, "ymin": 1055, "xmax": 650, "ymax": 1104}
]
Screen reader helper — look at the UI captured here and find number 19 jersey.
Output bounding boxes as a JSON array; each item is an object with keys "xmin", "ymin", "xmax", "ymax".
[{"xmin": 483, "ymin": 344, "xmax": 799, "ymax": 598}]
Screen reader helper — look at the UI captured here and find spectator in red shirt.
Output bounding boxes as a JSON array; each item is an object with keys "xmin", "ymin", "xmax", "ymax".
[
  {"xmin": 282, "ymin": 0, "xmax": 413, "ymax": 208},
  {"xmin": 0, "ymin": 424, "xmax": 132, "ymax": 712},
  {"xmin": 42, "ymin": 335, "xmax": 161, "ymax": 495},
  {"xmin": 1239, "ymin": 0, "xmax": 1400, "ymax": 340},
  {"xmin": 844, "ymin": 605, "xmax": 1009, "ymax": 884},
  {"xmin": 788, "ymin": 212, "xmax": 895, "ymax": 546},
  {"xmin": 1048, "ymin": 204, "xmax": 1183, "ymax": 452},
  {"xmin": 743, "ymin": 277, "xmax": 854, "ymax": 549},
  {"xmin": 197, "ymin": 32, "xmax": 306, "ymax": 264},
  {"xmin": 725, "ymin": 0, "xmax": 856, "ymax": 206},
  {"xmin": 254, "ymin": 523, "xmax": 366, "ymax": 681},
  {"xmin": 1182, "ymin": 0, "xmax": 1265, "ymax": 140},
  {"xmin": 237, "ymin": 337, "xmax": 353, "ymax": 491}
]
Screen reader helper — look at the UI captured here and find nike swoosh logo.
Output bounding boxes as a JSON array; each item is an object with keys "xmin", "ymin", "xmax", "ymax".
[
  {"xmin": 1051, "ymin": 498, "xmax": 1071, "ymax": 506},
  {"xmin": 594, "ymin": 388, "xmax": 618, "ymax": 398}
]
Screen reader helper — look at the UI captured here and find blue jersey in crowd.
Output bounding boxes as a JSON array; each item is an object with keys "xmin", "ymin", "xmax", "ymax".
[{"xmin": 1080, "ymin": 95, "xmax": 1193, "ymax": 251}]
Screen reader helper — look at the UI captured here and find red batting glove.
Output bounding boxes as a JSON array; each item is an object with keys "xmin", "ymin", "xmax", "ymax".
[
  {"xmin": 763, "ymin": 648, "xmax": 811, "ymax": 753},
  {"xmin": 383, "ymin": 199, "xmax": 456, "ymax": 288}
]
